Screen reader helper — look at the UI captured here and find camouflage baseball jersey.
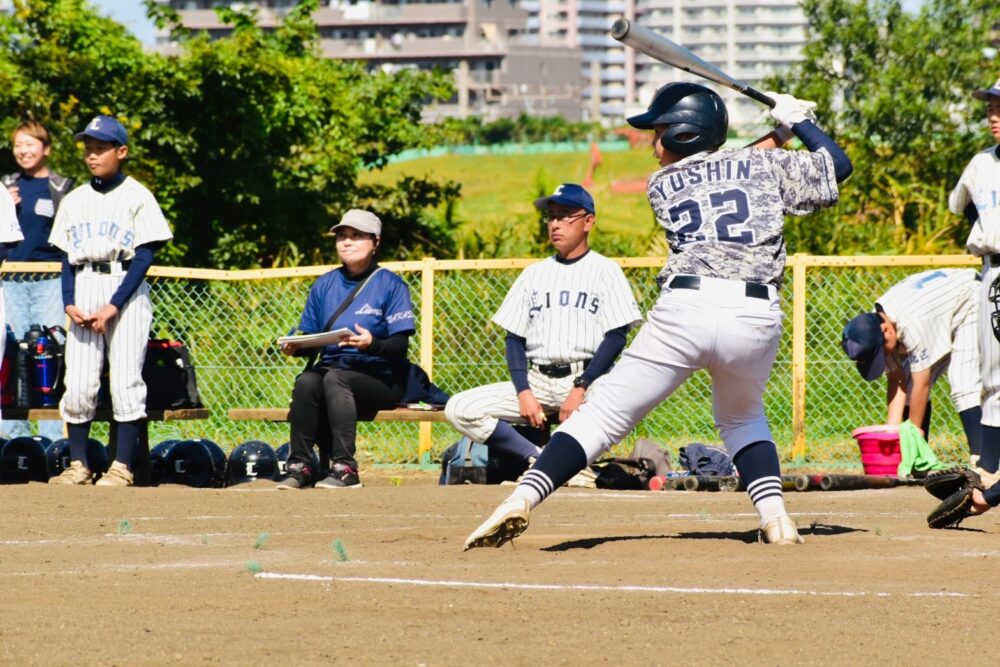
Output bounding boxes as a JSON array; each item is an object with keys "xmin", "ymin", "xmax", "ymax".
[{"xmin": 647, "ymin": 146, "xmax": 839, "ymax": 287}]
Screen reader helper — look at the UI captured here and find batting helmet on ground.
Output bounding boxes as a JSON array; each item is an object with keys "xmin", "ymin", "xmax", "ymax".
[
  {"xmin": 627, "ymin": 82, "xmax": 728, "ymax": 156},
  {"xmin": 156, "ymin": 439, "xmax": 227, "ymax": 488},
  {"xmin": 45, "ymin": 438, "xmax": 109, "ymax": 479},
  {"xmin": 1, "ymin": 436, "xmax": 51, "ymax": 484},
  {"xmin": 227, "ymin": 440, "xmax": 279, "ymax": 486}
]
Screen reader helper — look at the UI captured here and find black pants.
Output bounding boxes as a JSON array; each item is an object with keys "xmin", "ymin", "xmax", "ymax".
[{"xmin": 288, "ymin": 366, "xmax": 405, "ymax": 471}]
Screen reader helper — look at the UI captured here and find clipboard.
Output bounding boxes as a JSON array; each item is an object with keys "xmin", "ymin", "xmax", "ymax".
[{"xmin": 277, "ymin": 327, "xmax": 353, "ymax": 348}]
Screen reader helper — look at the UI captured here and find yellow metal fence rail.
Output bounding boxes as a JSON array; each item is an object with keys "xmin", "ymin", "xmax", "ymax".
[{"xmin": 2, "ymin": 254, "xmax": 982, "ymax": 468}]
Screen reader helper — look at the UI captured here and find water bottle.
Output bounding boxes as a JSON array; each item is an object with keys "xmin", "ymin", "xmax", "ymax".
[
  {"xmin": 16, "ymin": 339, "xmax": 31, "ymax": 408},
  {"xmin": 0, "ymin": 325, "xmax": 16, "ymax": 407},
  {"xmin": 31, "ymin": 336, "xmax": 58, "ymax": 407}
]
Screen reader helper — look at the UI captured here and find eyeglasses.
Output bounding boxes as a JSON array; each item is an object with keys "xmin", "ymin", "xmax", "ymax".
[{"xmin": 545, "ymin": 211, "xmax": 589, "ymax": 223}]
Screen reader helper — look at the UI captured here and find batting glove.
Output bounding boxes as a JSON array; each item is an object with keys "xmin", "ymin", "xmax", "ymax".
[{"xmin": 766, "ymin": 92, "xmax": 818, "ymax": 127}]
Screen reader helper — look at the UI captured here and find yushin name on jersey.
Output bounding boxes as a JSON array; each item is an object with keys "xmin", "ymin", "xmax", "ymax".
[
  {"xmin": 651, "ymin": 158, "xmax": 753, "ymax": 199},
  {"xmin": 528, "ymin": 289, "xmax": 600, "ymax": 317},
  {"xmin": 67, "ymin": 220, "xmax": 135, "ymax": 250}
]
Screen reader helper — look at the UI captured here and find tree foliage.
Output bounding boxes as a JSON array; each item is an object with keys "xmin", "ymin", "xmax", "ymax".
[
  {"xmin": 768, "ymin": 0, "xmax": 1000, "ymax": 255},
  {"xmin": 0, "ymin": 0, "xmax": 459, "ymax": 267}
]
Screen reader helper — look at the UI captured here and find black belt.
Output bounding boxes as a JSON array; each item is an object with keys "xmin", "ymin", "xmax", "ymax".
[
  {"xmin": 669, "ymin": 274, "xmax": 770, "ymax": 300},
  {"xmin": 986, "ymin": 254, "xmax": 1000, "ymax": 265},
  {"xmin": 77, "ymin": 260, "xmax": 132, "ymax": 274},
  {"xmin": 533, "ymin": 360, "xmax": 590, "ymax": 379}
]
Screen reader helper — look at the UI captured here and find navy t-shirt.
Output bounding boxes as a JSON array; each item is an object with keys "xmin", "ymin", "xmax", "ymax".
[
  {"xmin": 297, "ymin": 266, "xmax": 416, "ymax": 373},
  {"xmin": 9, "ymin": 175, "xmax": 61, "ymax": 261}
]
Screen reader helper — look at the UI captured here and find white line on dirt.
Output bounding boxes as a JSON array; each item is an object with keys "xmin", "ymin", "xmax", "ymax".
[{"xmin": 254, "ymin": 573, "xmax": 969, "ymax": 598}]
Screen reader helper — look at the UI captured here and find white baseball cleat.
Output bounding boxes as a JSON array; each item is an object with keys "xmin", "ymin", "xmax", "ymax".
[
  {"xmin": 758, "ymin": 515, "xmax": 804, "ymax": 545},
  {"xmin": 463, "ymin": 497, "xmax": 531, "ymax": 551}
]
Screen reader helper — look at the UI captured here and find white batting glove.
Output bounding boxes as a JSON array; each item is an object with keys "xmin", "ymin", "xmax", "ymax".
[{"xmin": 766, "ymin": 92, "xmax": 818, "ymax": 127}]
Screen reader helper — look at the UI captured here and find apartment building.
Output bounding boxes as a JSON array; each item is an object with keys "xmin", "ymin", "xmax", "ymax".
[{"xmin": 161, "ymin": 0, "xmax": 584, "ymax": 121}]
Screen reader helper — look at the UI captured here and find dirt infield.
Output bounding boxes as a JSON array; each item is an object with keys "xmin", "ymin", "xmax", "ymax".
[{"xmin": 1, "ymin": 470, "xmax": 996, "ymax": 665}]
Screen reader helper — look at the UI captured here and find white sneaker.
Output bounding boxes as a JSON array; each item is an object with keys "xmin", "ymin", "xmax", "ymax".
[
  {"xmin": 463, "ymin": 497, "xmax": 531, "ymax": 551},
  {"xmin": 95, "ymin": 461, "xmax": 134, "ymax": 487},
  {"xmin": 972, "ymin": 466, "xmax": 1000, "ymax": 488},
  {"xmin": 758, "ymin": 515, "xmax": 804, "ymax": 545}
]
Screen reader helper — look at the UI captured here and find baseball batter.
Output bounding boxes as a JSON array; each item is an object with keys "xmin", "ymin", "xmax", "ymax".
[
  {"xmin": 445, "ymin": 183, "xmax": 642, "ymax": 464},
  {"xmin": 841, "ymin": 269, "xmax": 982, "ymax": 459},
  {"xmin": 948, "ymin": 75, "xmax": 1000, "ymax": 514},
  {"xmin": 48, "ymin": 115, "xmax": 173, "ymax": 486},
  {"xmin": 0, "ymin": 184, "xmax": 24, "ymax": 420},
  {"xmin": 465, "ymin": 83, "xmax": 853, "ymax": 549}
]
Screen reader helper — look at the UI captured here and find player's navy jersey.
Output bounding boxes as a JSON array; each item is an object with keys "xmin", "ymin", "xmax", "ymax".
[
  {"xmin": 491, "ymin": 250, "xmax": 642, "ymax": 366},
  {"xmin": 49, "ymin": 176, "xmax": 172, "ymax": 263},
  {"xmin": 647, "ymin": 146, "xmax": 839, "ymax": 287},
  {"xmin": 877, "ymin": 268, "xmax": 979, "ymax": 373},
  {"xmin": 0, "ymin": 186, "xmax": 22, "ymax": 245},
  {"xmin": 297, "ymin": 266, "xmax": 415, "ymax": 372},
  {"xmin": 950, "ymin": 145, "xmax": 1000, "ymax": 256}
]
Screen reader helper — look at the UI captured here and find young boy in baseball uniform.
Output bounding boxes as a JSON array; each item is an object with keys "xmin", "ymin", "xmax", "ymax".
[
  {"xmin": 841, "ymin": 269, "xmax": 982, "ymax": 460},
  {"xmin": 465, "ymin": 83, "xmax": 852, "ymax": 549},
  {"xmin": 943, "ymin": 75, "xmax": 1000, "ymax": 517},
  {"xmin": 445, "ymin": 184, "xmax": 642, "ymax": 467},
  {"xmin": 0, "ymin": 184, "xmax": 25, "ymax": 419},
  {"xmin": 47, "ymin": 115, "xmax": 173, "ymax": 486}
]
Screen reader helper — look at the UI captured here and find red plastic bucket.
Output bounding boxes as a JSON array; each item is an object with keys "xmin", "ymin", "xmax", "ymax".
[{"xmin": 851, "ymin": 425, "xmax": 901, "ymax": 476}]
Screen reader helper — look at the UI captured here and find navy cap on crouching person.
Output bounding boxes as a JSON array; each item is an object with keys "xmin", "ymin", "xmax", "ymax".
[{"xmin": 841, "ymin": 312, "xmax": 887, "ymax": 382}]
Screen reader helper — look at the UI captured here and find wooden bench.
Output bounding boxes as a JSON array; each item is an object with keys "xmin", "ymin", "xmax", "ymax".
[
  {"xmin": 228, "ymin": 407, "xmax": 446, "ymax": 463},
  {"xmin": 4, "ymin": 407, "xmax": 211, "ymax": 486}
]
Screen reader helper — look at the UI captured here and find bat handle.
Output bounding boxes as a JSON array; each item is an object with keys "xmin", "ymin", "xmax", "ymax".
[{"xmin": 742, "ymin": 87, "xmax": 775, "ymax": 108}]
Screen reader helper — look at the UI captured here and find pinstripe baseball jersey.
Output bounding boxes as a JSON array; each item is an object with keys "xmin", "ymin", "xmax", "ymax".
[
  {"xmin": 950, "ymin": 146, "xmax": 1000, "ymax": 256},
  {"xmin": 647, "ymin": 146, "xmax": 839, "ymax": 288},
  {"xmin": 877, "ymin": 269, "xmax": 979, "ymax": 373},
  {"xmin": 49, "ymin": 176, "xmax": 172, "ymax": 262},
  {"xmin": 491, "ymin": 251, "xmax": 641, "ymax": 366}
]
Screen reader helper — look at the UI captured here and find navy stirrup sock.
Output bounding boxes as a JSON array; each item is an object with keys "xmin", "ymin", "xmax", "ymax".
[
  {"xmin": 485, "ymin": 420, "xmax": 542, "ymax": 461},
  {"xmin": 67, "ymin": 422, "xmax": 92, "ymax": 468},
  {"xmin": 115, "ymin": 420, "xmax": 142, "ymax": 469},
  {"xmin": 959, "ymin": 407, "xmax": 983, "ymax": 457},
  {"xmin": 978, "ymin": 425, "xmax": 1000, "ymax": 473}
]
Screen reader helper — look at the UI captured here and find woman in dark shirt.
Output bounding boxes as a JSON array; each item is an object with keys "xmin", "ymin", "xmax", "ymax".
[{"xmin": 278, "ymin": 210, "xmax": 415, "ymax": 489}]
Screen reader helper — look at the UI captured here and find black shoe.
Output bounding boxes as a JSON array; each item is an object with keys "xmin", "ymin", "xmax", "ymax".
[
  {"xmin": 314, "ymin": 463, "xmax": 363, "ymax": 489},
  {"xmin": 276, "ymin": 462, "xmax": 315, "ymax": 490}
]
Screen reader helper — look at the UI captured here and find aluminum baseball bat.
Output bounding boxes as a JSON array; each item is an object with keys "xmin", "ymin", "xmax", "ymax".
[{"xmin": 611, "ymin": 18, "xmax": 775, "ymax": 108}]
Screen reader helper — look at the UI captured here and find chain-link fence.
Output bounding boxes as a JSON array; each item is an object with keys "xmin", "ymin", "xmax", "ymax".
[{"xmin": 2, "ymin": 254, "xmax": 983, "ymax": 468}]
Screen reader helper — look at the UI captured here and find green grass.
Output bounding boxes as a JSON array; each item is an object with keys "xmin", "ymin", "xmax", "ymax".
[{"xmin": 361, "ymin": 148, "xmax": 661, "ymax": 256}]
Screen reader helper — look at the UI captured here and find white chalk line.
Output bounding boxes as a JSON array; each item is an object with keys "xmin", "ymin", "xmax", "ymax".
[{"xmin": 255, "ymin": 573, "xmax": 970, "ymax": 598}]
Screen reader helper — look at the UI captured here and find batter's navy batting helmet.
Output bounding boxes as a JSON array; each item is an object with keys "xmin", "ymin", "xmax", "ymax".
[
  {"xmin": 1, "ymin": 436, "xmax": 50, "ymax": 484},
  {"xmin": 227, "ymin": 441, "xmax": 279, "ymax": 486},
  {"xmin": 46, "ymin": 438, "xmax": 109, "ymax": 479},
  {"xmin": 157, "ymin": 439, "xmax": 227, "ymax": 488},
  {"xmin": 627, "ymin": 82, "xmax": 728, "ymax": 156}
]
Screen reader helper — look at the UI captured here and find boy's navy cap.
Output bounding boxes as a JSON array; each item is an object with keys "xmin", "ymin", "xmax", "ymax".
[
  {"xmin": 534, "ymin": 183, "xmax": 596, "ymax": 215},
  {"xmin": 972, "ymin": 76, "xmax": 1000, "ymax": 101},
  {"xmin": 74, "ymin": 115, "xmax": 128, "ymax": 145},
  {"xmin": 841, "ymin": 312, "xmax": 886, "ymax": 381}
]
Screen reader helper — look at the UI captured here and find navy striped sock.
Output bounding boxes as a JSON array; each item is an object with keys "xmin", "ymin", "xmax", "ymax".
[
  {"xmin": 511, "ymin": 432, "xmax": 587, "ymax": 508},
  {"xmin": 734, "ymin": 441, "xmax": 787, "ymax": 527}
]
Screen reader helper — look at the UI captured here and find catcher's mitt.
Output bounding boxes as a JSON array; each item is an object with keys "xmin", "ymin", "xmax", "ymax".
[{"xmin": 925, "ymin": 467, "xmax": 983, "ymax": 529}]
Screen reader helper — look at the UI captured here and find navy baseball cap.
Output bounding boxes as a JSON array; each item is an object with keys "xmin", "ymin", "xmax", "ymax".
[
  {"xmin": 74, "ymin": 115, "xmax": 128, "ymax": 145},
  {"xmin": 534, "ymin": 183, "xmax": 595, "ymax": 215},
  {"xmin": 973, "ymin": 76, "xmax": 1000, "ymax": 101},
  {"xmin": 841, "ymin": 312, "xmax": 886, "ymax": 381}
]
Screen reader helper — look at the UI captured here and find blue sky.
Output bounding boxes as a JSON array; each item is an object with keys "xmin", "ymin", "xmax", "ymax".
[{"xmin": 91, "ymin": 0, "xmax": 157, "ymax": 45}]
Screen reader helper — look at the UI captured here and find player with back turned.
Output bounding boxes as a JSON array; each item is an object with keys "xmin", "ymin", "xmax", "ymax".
[
  {"xmin": 47, "ymin": 115, "xmax": 173, "ymax": 487},
  {"xmin": 464, "ymin": 83, "xmax": 853, "ymax": 549}
]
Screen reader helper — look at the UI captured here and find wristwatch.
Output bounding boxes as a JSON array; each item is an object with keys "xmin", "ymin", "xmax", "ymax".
[{"xmin": 572, "ymin": 375, "xmax": 591, "ymax": 390}]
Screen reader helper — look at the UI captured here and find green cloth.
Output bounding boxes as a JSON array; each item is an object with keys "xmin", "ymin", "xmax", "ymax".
[{"xmin": 897, "ymin": 421, "xmax": 950, "ymax": 477}]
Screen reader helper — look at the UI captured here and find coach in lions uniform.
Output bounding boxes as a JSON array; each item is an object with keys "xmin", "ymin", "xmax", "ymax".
[{"xmin": 445, "ymin": 184, "xmax": 642, "ymax": 467}]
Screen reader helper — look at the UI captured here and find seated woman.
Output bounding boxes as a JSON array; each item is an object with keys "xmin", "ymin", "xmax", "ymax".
[{"xmin": 277, "ymin": 209, "xmax": 415, "ymax": 489}]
